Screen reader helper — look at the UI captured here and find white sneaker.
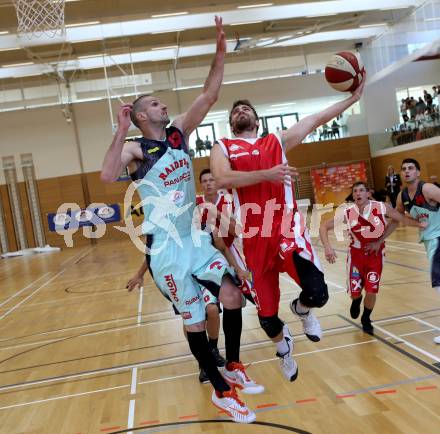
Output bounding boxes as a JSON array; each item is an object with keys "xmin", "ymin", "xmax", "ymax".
[
  {"xmin": 290, "ymin": 299, "xmax": 322, "ymax": 342},
  {"xmin": 277, "ymin": 325, "xmax": 298, "ymax": 382},
  {"xmin": 222, "ymin": 361, "xmax": 265, "ymax": 394},
  {"xmin": 434, "ymin": 335, "xmax": 440, "ymax": 344},
  {"xmin": 211, "ymin": 387, "xmax": 256, "ymax": 424}
]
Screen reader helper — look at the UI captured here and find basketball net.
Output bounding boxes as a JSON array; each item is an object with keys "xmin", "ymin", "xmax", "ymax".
[{"xmin": 12, "ymin": 0, "xmax": 65, "ymax": 40}]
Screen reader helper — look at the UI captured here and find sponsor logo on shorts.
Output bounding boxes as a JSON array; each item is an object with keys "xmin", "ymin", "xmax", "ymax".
[
  {"xmin": 367, "ymin": 272, "xmax": 379, "ymax": 283},
  {"xmin": 351, "ymin": 279, "xmax": 362, "ymax": 292},
  {"xmin": 351, "ymin": 266, "xmax": 360, "ymax": 278},
  {"xmin": 209, "ymin": 260, "xmax": 225, "ymax": 271},
  {"xmin": 185, "ymin": 295, "xmax": 200, "ymax": 306},
  {"xmin": 181, "ymin": 311, "xmax": 192, "ymax": 320},
  {"xmin": 251, "ymin": 149, "xmax": 259, "ymax": 156},
  {"xmin": 165, "ymin": 274, "xmax": 179, "ymax": 302}
]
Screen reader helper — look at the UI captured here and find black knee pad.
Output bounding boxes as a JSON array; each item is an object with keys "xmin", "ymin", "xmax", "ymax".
[
  {"xmin": 258, "ymin": 314, "xmax": 284, "ymax": 338},
  {"xmin": 299, "ymin": 275, "xmax": 329, "ymax": 308}
]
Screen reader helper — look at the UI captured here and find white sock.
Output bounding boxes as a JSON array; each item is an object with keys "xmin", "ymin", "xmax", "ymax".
[
  {"xmin": 295, "ymin": 300, "xmax": 310, "ymax": 315},
  {"xmin": 276, "ymin": 337, "xmax": 289, "ymax": 355},
  {"xmin": 434, "ymin": 286, "xmax": 440, "ymax": 295}
]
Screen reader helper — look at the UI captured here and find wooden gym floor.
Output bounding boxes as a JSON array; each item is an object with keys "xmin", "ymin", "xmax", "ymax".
[{"xmin": 0, "ymin": 226, "xmax": 439, "ymax": 434}]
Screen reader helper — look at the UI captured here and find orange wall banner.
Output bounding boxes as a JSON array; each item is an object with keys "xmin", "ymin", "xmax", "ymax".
[{"xmin": 311, "ymin": 162, "xmax": 367, "ymax": 205}]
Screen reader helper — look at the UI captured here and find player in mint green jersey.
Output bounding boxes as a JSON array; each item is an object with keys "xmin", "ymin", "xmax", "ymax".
[
  {"xmin": 366, "ymin": 158, "xmax": 440, "ymax": 344},
  {"xmin": 101, "ymin": 17, "xmax": 263, "ymax": 423}
]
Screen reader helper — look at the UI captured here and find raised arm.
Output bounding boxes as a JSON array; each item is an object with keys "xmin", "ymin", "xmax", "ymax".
[
  {"xmin": 210, "ymin": 143, "xmax": 298, "ymax": 189},
  {"xmin": 172, "ymin": 16, "xmax": 225, "ymax": 137},
  {"xmin": 319, "ymin": 215, "xmax": 338, "ymax": 263},
  {"xmin": 101, "ymin": 104, "xmax": 139, "ymax": 183},
  {"xmin": 281, "ymin": 72, "xmax": 366, "ymax": 152}
]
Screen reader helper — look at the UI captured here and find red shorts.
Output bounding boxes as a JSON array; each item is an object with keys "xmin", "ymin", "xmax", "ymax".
[
  {"xmin": 244, "ymin": 212, "xmax": 322, "ymax": 317},
  {"xmin": 347, "ymin": 248, "xmax": 384, "ymax": 296}
]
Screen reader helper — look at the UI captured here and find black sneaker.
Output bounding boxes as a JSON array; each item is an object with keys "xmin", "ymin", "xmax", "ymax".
[
  {"xmin": 361, "ymin": 317, "xmax": 374, "ymax": 335},
  {"xmin": 211, "ymin": 347, "xmax": 226, "ymax": 367},
  {"xmin": 350, "ymin": 296, "xmax": 362, "ymax": 319},
  {"xmin": 198, "ymin": 368, "xmax": 210, "ymax": 384}
]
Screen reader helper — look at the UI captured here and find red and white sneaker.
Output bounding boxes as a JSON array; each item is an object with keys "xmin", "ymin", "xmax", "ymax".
[
  {"xmin": 211, "ymin": 387, "xmax": 256, "ymax": 424},
  {"xmin": 222, "ymin": 361, "xmax": 265, "ymax": 394}
]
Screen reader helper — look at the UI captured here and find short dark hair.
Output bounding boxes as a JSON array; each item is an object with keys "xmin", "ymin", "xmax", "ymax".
[
  {"xmin": 199, "ymin": 168, "xmax": 211, "ymax": 182},
  {"xmin": 229, "ymin": 99, "xmax": 259, "ymax": 126},
  {"xmin": 352, "ymin": 181, "xmax": 368, "ymax": 191},
  {"xmin": 130, "ymin": 94, "xmax": 150, "ymax": 128},
  {"xmin": 401, "ymin": 158, "xmax": 420, "ymax": 171}
]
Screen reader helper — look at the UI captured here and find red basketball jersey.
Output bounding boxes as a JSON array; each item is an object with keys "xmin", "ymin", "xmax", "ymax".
[
  {"xmin": 196, "ymin": 192, "xmax": 234, "ymax": 247},
  {"xmin": 217, "ymin": 134, "xmax": 296, "ymax": 238},
  {"xmin": 345, "ymin": 201, "xmax": 387, "ymax": 250}
]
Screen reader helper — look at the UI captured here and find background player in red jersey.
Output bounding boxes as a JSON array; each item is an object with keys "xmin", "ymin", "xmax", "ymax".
[
  {"xmin": 210, "ymin": 74, "xmax": 366, "ymax": 382},
  {"xmin": 320, "ymin": 181, "xmax": 424, "ymax": 333},
  {"xmin": 197, "ymin": 168, "xmax": 252, "ymax": 292}
]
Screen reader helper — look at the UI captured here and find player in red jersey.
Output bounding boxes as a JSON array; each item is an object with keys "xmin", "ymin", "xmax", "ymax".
[
  {"xmin": 197, "ymin": 168, "xmax": 253, "ymax": 296},
  {"xmin": 210, "ymin": 75, "xmax": 366, "ymax": 382},
  {"xmin": 320, "ymin": 181, "xmax": 424, "ymax": 333}
]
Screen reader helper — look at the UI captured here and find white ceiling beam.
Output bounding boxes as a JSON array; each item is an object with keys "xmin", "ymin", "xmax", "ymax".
[
  {"xmin": 0, "ymin": 27, "xmax": 384, "ymax": 79},
  {"xmin": 0, "ymin": 0, "xmax": 418, "ymax": 49}
]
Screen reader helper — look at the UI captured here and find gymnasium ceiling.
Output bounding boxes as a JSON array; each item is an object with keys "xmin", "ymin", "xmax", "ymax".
[{"xmin": 0, "ymin": 0, "xmax": 419, "ymax": 84}]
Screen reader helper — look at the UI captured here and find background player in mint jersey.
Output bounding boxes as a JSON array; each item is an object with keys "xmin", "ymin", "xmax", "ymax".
[
  {"xmin": 320, "ymin": 181, "xmax": 424, "ymax": 334},
  {"xmin": 371, "ymin": 159, "xmax": 440, "ymax": 344},
  {"xmin": 211, "ymin": 75, "xmax": 365, "ymax": 384},
  {"xmin": 101, "ymin": 17, "xmax": 262, "ymax": 424}
]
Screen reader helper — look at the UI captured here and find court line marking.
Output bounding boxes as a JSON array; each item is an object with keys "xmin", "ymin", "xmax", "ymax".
[
  {"xmin": 0, "ymin": 314, "xmax": 433, "ymax": 394},
  {"xmin": 0, "ymin": 289, "xmax": 312, "ymax": 351},
  {"xmin": 339, "ymin": 315, "xmax": 440, "ymax": 374},
  {"xmin": 1, "ymin": 277, "xmax": 314, "ymax": 343},
  {"xmin": 385, "ymin": 239, "xmax": 424, "ymax": 248},
  {"xmin": 0, "ymin": 329, "xmax": 437, "ymax": 412},
  {"xmin": 59, "ymin": 246, "xmax": 93, "ymax": 268},
  {"xmin": 408, "ymin": 316, "xmax": 440, "ymax": 331},
  {"xmin": 0, "ymin": 272, "xmax": 51, "ymax": 309},
  {"xmin": 280, "ymin": 274, "xmax": 346, "ymax": 291},
  {"xmin": 373, "ymin": 323, "xmax": 440, "ymax": 363},
  {"xmin": 319, "ymin": 244, "xmax": 429, "ymax": 273},
  {"xmin": 0, "ymin": 270, "xmax": 65, "ymax": 322},
  {"xmin": 127, "ymin": 286, "xmax": 144, "ymax": 434},
  {"xmin": 382, "ymin": 244, "xmax": 425, "ymax": 255}
]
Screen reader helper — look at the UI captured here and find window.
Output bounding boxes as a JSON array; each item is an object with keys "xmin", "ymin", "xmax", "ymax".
[{"xmin": 189, "ymin": 123, "xmax": 216, "ymax": 158}]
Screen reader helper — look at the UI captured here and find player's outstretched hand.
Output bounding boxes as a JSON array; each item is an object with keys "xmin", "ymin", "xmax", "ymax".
[
  {"xmin": 126, "ymin": 275, "xmax": 143, "ymax": 292},
  {"xmin": 265, "ymin": 163, "xmax": 299, "ymax": 185},
  {"xmin": 324, "ymin": 247, "xmax": 337, "ymax": 263},
  {"xmin": 351, "ymin": 70, "xmax": 366, "ymax": 101},
  {"xmin": 118, "ymin": 103, "xmax": 133, "ymax": 132},
  {"xmin": 215, "ymin": 16, "xmax": 226, "ymax": 54}
]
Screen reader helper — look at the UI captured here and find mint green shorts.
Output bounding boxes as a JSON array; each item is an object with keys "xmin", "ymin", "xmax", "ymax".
[
  {"xmin": 423, "ymin": 237, "xmax": 440, "ymax": 288},
  {"xmin": 148, "ymin": 230, "xmax": 234, "ymax": 325}
]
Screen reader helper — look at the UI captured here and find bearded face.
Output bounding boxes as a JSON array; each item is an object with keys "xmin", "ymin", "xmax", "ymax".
[{"xmin": 230, "ymin": 104, "xmax": 258, "ymax": 134}]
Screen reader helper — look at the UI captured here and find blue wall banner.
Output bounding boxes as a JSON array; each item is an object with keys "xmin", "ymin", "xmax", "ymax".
[{"xmin": 48, "ymin": 204, "xmax": 121, "ymax": 232}]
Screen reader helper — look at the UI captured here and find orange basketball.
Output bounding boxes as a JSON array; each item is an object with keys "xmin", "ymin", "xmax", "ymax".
[{"xmin": 325, "ymin": 51, "xmax": 365, "ymax": 92}]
